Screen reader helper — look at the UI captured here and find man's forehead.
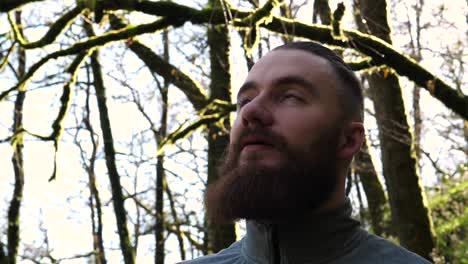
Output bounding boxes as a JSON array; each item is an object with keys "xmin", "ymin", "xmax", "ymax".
[
  {"xmin": 247, "ymin": 50, "xmax": 333, "ymax": 79},
  {"xmin": 239, "ymin": 49, "xmax": 337, "ymax": 94},
  {"xmin": 256, "ymin": 49, "xmax": 330, "ymax": 66}
]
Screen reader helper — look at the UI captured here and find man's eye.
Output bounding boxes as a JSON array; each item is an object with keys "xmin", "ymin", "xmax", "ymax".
[
  {"xmin": 281, "ymin": 93, "xmax": 303, "ymax": 102},
  {"xmin": 237, "ymin": 98, "xmax": 251, "ymax": 109}
]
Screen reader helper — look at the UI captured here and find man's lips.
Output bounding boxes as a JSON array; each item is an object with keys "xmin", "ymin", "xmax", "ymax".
[{"xmin": 239, "ymin": 135, "xmax": 275, "ymax": 150}]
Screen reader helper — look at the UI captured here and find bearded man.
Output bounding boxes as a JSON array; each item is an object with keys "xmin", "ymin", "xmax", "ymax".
[{"xmin": 180, "ymin": 42, "xmax": 430, "ymax": 264}]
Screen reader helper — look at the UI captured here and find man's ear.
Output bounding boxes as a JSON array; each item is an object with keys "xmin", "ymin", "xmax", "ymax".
[{"xmin": 338, "ymin": 122, "xmax": 364, "ymax": 159}]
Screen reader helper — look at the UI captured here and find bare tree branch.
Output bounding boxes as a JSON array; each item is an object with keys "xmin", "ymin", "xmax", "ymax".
[
  {"xmin": 2, "ymin": 2, "xmax": 464, "ymax": 118},
  {"xmin": 8, "ymin": 6, "xmax": 84, "ymax": 49}
]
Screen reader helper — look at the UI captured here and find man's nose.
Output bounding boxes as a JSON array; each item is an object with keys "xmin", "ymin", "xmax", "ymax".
[{"xmin": 240, "ymin": 97, "xmax": 273, "ymax": 128}]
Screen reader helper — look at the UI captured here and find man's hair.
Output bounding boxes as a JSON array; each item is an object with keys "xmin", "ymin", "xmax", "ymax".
[{"xmin": 274, "ymin": 41, "xmax": 364, "ymax": 122}]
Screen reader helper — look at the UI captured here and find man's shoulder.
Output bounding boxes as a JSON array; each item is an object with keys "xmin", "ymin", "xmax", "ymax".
[
  {"xmin": 178, "ymin": 240, "xmax": 245, "ymax": 264},
  {"xmin": 347, "ymin": 233, "xmax": 432, "ymax": 264}
]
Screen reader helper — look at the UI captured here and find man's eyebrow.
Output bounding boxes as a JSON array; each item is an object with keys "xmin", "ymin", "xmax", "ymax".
[
  {"xmin": 237, "ymin": 81, "xmax": 257, "ymax": 100},
  {"xmin": 273, "ymin": 76, "xmax": 319, "ymax": 96}
]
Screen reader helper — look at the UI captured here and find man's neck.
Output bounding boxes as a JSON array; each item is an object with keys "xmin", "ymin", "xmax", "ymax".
[{"xmin": 242, "ymin": 198, "xmax": 366, "ymax": 263}]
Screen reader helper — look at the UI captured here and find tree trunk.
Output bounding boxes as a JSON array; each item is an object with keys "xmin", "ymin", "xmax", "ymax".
[
  {"xmin": 165, "ymin": 181, "xmax": 186, "ymax": 260},
  {"xmin": 206, "ymin": 0, "xmax": 236, "ymax": 253},
  {"xmin": 7, "ymin": 11, "xmax": 26, "ymax": 264},
  {"xmin": 279, "ymin": 1, "xmax": 294, "ymax": 43},
  {"xmin": 85, "ymin": 133, "xmax": 107, "ymax": 264},
  {"xmin": 464, "ymin": 121, "xmax": 468, "ymax": 161},
  {"xmin": 355, "ymin": 0, "xmax": 435, "ymax": 259},
  {"xmin": 354, "ymin": 139, "xmax": 388, "ymax": 236},
  {"xmin": 0, "ymin": 241, "xmax": 6, "ymax": 263},
  {"xmin": 83, "ymin": 21, "xmax": 107, "ymax": 264},
  {"xmin": 313, "ymin": 0, "xmax": 331, "ymax": 24},
  {"xmin": 87, "ymin": 141, "xmax": 107, "ymax": 264},
  {"xmin": 315, "ymin": 0, "xmax": 388, "ymax": 236},
  {"xmin": 90, "ymin": 50, "xmax": 135, "ymax": 264},
  {"xmin": 107, "ymin": 15, "xmax": 187, "ymax": 260},
  {"xmin": 408, "ymin": 0, "xmax": 424, "ymax": 166},
  {"xmin": 155, "ymin": 28, "xmax": 170, "ymax": 264}
]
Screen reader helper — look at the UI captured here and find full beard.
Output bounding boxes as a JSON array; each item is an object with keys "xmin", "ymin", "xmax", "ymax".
[{"xmin": 204, "ymin": 127, "xmax": 340, "ymax": 224}]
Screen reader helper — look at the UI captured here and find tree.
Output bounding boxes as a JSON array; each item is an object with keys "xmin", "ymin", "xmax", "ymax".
[
  {"xmin": 0, "ymin": 0, "xmax": 466, "ymax": 262},
  {"xmin": 90, "ymin": 48, "xmax": 136, "ymax": 264},
  {"xmin": 205, "ymin": 0, "xmax": 237, "ymax": 253},
  {"xmin": 6, "ymin": 10, "xmax": 26, "ymax": 264},
  {"xmin": 354, "ymin": 0, "xmax": 435, "ymax": 259},
  {"xmin": 312, "ymin": 0, "xmax": 389, "ymax": 237}
]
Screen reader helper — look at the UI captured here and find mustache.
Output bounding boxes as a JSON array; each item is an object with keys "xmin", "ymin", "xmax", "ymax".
[{"xmin": 234, "ymin": 128, "xmax": 288, "ymax": 152}]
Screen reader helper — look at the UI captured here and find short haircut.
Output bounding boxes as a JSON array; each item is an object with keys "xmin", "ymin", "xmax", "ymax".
[{"xmin": 273, "ymin": 41, "xmax": 364, "ymax": 122}]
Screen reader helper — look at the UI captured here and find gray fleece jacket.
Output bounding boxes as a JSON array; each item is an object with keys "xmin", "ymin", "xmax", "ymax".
[{"xmin": 180, "ymin": 199, "xmax": 431, "ymax": 264}]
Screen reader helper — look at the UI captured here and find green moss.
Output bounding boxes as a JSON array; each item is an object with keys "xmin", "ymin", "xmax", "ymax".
[
  {"xmin": 9, "ymin": 7, "xmax": 83, "ymax": 49},
  {"xmin": 430, "ymin": 181, "xmax": 468, "ymax": 209},
  {"xmin": 429, "ymin": 178, "xmax": 467, "ymax": 263},
  {"xmin": 242, "ymin": 27, "xmax": 259, "ymax": 57},
  {"xmin": 436, "ymin": 209, "xmax": 468, "ymax": 236}
]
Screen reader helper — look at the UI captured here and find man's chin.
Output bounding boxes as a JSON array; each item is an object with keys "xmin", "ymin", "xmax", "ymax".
[
  {"xmin": 206, "ymin": 138, "xmax": 339, "ymax": 224},
  {"xmin": 238, "ymin": 158, "xmax": 285, "ymax": 171},
  {"xmin": 239, "ymin": 150, "xmax": 286, "ymax": 169}
]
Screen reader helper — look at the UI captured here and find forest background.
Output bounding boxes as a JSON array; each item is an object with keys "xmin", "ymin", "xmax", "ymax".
[{"xmin": 0, "ymin": 0, "xmax": 466, "ymax": 263}]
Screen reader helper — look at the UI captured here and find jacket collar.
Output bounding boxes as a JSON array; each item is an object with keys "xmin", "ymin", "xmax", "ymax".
[{"xmin": 241, "ymin": 198, "xmax": 366, "ymax": 263}]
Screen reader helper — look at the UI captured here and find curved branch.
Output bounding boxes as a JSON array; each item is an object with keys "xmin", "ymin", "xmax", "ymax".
[
  {"xmin": 157, "ymin": 104, "xmax": 231, "ymax": 156},
  {"xmin": 0, "ymin": 41, "xmax": 15, "ymax": 72},
  {"xmin": 133, "ymin": 1, "xmax": 247, "ymax": 23},
  {"xmin": 8, "ymin": 6, "xmax": 84, "ymax": 49},
  {"xmin": 233, "ymin": 0, "xmax": 282, "ymax": 54},
  {"xmin": 128, "ymin": 40, "xmax": 208, "ymax": 111},
  {"xmin": 261, "ymin": 17, "xmax": 467, "ymax": 119},
  {"xmin": 347, "ymin": 57, "xmax": 384, "ymax": 71},
  {"xmin": 331, "ymin": 2, "xmax": 345, "ymax": 37},
  {"xmin": 122, "ymin": 1, "xmax": 467, "ymax": 118},
  {"xmin": 48, "ymin": 50, "xmax": 91, "ymax": 181},
  {"xmin": 0, "ymin": 16, "xmax": 174, "ymax": 102},
  {"xmin": 108, "ymin": 14, "xmax": 208, "ymax": 111},
  {"xmin": 2, "ymin": 1, "xmax": 465, "ymax": 118},
  {"xmin": 234, "ymin": 0, "xmax": 282, "ymax": 26}
]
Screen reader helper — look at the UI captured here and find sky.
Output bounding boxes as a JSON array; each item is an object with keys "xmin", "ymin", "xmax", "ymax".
[{"xmin": 0, "ymin": 0, "xmax": 467, "ymax": 263}]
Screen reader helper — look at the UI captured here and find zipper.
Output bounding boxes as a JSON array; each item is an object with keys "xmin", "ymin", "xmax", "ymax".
[{"xmin": 272, "ymin": 224, "xmax": 281, "ymax": 264}]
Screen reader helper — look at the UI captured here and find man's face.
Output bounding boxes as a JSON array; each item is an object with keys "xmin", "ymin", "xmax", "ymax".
[{"xmin": 205, "ymin": 49, "xmax": 344, "ymax": 223}]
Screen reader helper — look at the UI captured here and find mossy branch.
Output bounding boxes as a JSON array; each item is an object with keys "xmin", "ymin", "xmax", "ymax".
[
  {"xmin": 6, "ymin": 51, "xmax": 90, "ymax": 182},
  {"xmin": 331, "ymin": 2, "xmax": 345, "ymax": 38},
  {"xmin": 0, "ymin": 42, "xmax": 15, "ymax": 72},
  {"xmin": 125, "ymin": 2, "xmax": 467, "ymax": 118},
  {"xmin": 8, "ymin": 6, "xmax": 84, "ymax": 49},
  {"xmin": 0, "ymin": 16, "xmax": 173, "ymax": 102},
  {"xmin": 2, "ymin": 1, "xmax": 465, "ymax": 118},
  {"xmin": 233, "ymin": 0, "xmax": 282, "ymax": 55},
  {"xmin": 347, "ymin": 57, "xmax": 383, "ymax": 71},
  {"xmin": 156, "ymin": 99, "xmax": 234, "ymax": 156},
  {"xmin": 157, "ymin": 110, "xmax": 230, "ymax": 157},
  {"xmin": 127, "ymin": 40, "xmax": 208, "ymax": 110},
  {"xmin": 48, "ymin": 50, "xmax": 90, "ymax": 181},
  {"xmin": 108, "ymin": 14, "xmax": 208, "ymax": 111},
  {"xmin": 261, "ymin": 17, "xmax": 468, "ymax": 119},
  {"xmin": 234, "ymin": 0, "xmax": 282, "ymax": 26},
  {"xmin": 133, "ymin": 1, "xmax": 249, "ymax": 24}
]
